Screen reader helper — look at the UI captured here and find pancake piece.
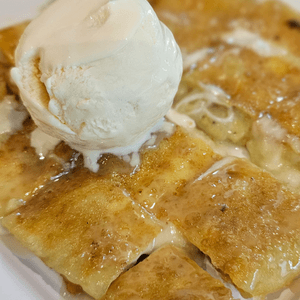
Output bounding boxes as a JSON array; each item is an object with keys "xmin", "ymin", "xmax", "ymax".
[
  {"xmin": 1, "ymin": 126, "xmax": 222, "ymax": 298},
  {"xmin": 120, "ymin": 127, "xmax": 221, "ymax": 210},
  {"xmin": 0, "ymin": 22, "xmax": 28, "ymax": 65},
  {"xmin": 0, "ymin": 118, "xmax": 75, "ymax": 217},
  {"xmin": 155, "ymin": 158, "xmax": 300, "ymax": 297},
  {"xmin": 2, "ymin": 171, "xmax": 163, "ymax": 299},
  {"xmin": 103, "ymin": 245, "xmax": 233, "ymax": 300},
  {"xmin": 0, "ymin": 23, "xmax": 27, "ymax": 95},
  {"xmin": 153, "ymin": 0, "xmax": 300, "ymax": 59},
  {"xmin": 0, "ymin": 65, "xmax": 7, "ymax": 99},
  {"xmin": 177, "ymin": 45, "xmax": 300, "ymax": 142},
  {"xmin": 151, "ymin": 0, "xmax": 300, "ymax": 189}
]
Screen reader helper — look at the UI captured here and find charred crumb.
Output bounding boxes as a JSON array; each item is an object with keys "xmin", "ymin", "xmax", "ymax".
[
  {"xmin": 220, "ymin": 205, "xmax": 228, "ymax": 212},
  {"xmin": 286, "ymin": 19, "xmax": 300, "ymax": 30},
  {"xmin": 274, "ymin": 35, "xmax": 280, "ymax": 41}
]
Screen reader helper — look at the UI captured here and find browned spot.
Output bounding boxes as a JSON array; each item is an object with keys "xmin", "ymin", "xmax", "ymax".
[
  {"xmin": 62, "ymin": 276, "xmax": 84, "ymax": 295},
  {"xmin": 287, "ymin": 19, "xmax": 300, "ymax": 30}
]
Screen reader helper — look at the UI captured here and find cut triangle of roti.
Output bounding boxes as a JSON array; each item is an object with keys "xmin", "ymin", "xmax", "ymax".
[
  {"xmin": 155, "ymin": 157, "xmax": 300, "ymax": 297},
  {"xmin": 103, "ymin": 245, "xmax": 234, "ymax": 300}
]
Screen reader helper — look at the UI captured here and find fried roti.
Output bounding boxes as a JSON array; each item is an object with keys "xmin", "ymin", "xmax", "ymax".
[
  {"xmin": 0, "ymin": 22, "xmax": 28, "ymax": 65},
  {"xmin": 151, "ymin": 0, "xmax": 300, "ymax": 188},
  {"xmin": 0, "ymin": 116, "xmax": 76, "ymax": 218},
  {"xmin": 155, "ymin": 157, "xmax": 300, "ymax": 297},
  {"xmin": 2, "ymin": 1, "xmax": 300, "ymax": 299},
  {"xmin": 1, "ymin": 127, "xmax": 223, "ymax": 299},
  {"xmin": 0, "ymin": 65, "xmax": 7, "ymax": 99},
  {"xmin": 120, "ymin": 127, "xmax": 221, "ymax": 210},
  {"xmin": 103, "ymin": 245, "xmax": 233, "ymax": 300},
  {"xmin": 153, "ymin": 0, "xmax": 300, "ymax": 57},
  {"xmin": 4, "ymin": 123, "xmax": 300, "ymax": 298},
  {"xmin": 2, "ymin": 170, "xmax": 163, "ymax": 299}
]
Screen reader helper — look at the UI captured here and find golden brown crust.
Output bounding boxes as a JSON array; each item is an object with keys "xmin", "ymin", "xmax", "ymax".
[
  {"xmin": 103, "ymin": 245, "xmax": 233, "ymax": 300},
  {"xmin": 0, "ymin": 22, "xmax": 28, "ymax": 65},
  {"xmin": 153, "ymin": 0, "xmax": 300, "ymax": 57},
  {"xmin": 2, "ymin": 1, "xmax": 300, "ymax": 299},
  {"xmin": 150, "ymin": 0, "xmax": 300, "ymax": 190},
  {"xmin": 180, "ymin": 46, "xmax": 300, "ymax": 138},
  {"xmin": 155, "ymin": 158, "xmax": 300, "ymax": 297},
  {"xmin": 1, "ymin": 127, "xmax": 223, "ymax": 299},
  {"xmin": 0, "ymin": 118, "xmax": 74, "ymax": 217},
  {"xmin": 62, "ymin": 276, "xmax": 84, "ymax": 295},
  {"xmin": 119, "ymin": 127, "xmax": 221, "ymax": 210},
  {"xmin": 0, "ymin": 68, "xmax": 7, "ymax": 99},
  {"xmin": 153, "ymin": 0, "xmax": 300, "ymax": 139},
  {"xmin": 2, "ymin": 173, "xmax": 162, "ymax": 299}
]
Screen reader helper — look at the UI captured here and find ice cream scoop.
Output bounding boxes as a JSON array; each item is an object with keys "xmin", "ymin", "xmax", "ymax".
[{"xmin": 11, "ymin": 0, "xmax": 182, "ymax": 171}]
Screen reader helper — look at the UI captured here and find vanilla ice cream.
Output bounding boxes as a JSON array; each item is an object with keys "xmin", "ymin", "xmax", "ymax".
[{"xmin": 11, "ymin": 0, "xmax": 182, "ymax": 171}]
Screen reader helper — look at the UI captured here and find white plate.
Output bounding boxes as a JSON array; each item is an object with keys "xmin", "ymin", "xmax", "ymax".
[
  {"xmin": 0, "ymin": 0, "xmax": 300, "ymax": 299},
  {"xmin": 0, "ymin": 0, "xmax": 46, "ymax": 29}
]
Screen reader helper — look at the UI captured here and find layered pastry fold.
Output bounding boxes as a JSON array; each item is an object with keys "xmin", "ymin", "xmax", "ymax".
[
  {"xmin": 2, "ymin": 174, "xmax": 163, "ymax": 299},
  {"xmin": 155, "ymin": 157, "xmax": 300, "ymax": 297},
  {"xmin": 0, "ymin": 119, "xmax": 75, "ymax": 217},
  {"xmin": 103, "ymin": 245, "xmax": 234, "ymax": 300},
  {"xmin": 3, "ymin": 126, "xmax": 300, "ymax": 298},
  {"xmin": 154, "ymin": 0, "xmax": 300, "ymax": 190}
]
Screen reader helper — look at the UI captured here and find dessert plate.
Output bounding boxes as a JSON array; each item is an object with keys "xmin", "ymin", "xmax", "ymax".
[
  {"xmin": 0, "ymin": 0, "xmax": 50, "ymax": 29},
  {"xmin": 0, "ymin": 0, "xmax": 300, "ymax": 300}
]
